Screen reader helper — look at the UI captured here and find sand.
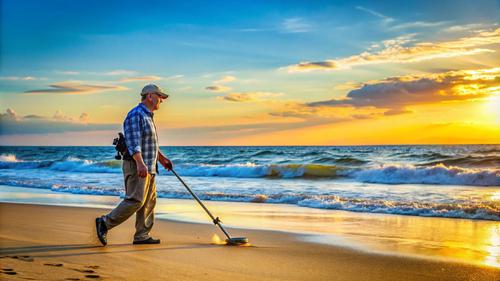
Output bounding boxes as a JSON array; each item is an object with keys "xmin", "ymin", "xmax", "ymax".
[{"xmin": 0, "ymin": 203, "xmax": 498, "ymax": 281}]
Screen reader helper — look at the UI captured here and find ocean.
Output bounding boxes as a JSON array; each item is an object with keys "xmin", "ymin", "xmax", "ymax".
[{"xmin": 0, "ymin": 145, "xmax": 498, "ymax": 221}]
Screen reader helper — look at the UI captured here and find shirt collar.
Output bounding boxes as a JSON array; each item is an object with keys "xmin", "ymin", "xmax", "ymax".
[{"xmin": 138, "ymin": 103, "xmax": 154, "ymax": 117}]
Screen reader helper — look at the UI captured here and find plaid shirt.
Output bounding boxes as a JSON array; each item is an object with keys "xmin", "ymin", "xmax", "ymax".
[{"xmin": 123, "ymin": 103, "xmax": 159, "ymax": 174}]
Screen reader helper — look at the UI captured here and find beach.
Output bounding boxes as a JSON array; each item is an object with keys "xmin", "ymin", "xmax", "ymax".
[
  {"xmin": 0, "ymin": 145, "xmax": 499, "ymax": 280},
  {"xmin": 1, "ymin": 202, "xmax": 499, "ymax": 281}
]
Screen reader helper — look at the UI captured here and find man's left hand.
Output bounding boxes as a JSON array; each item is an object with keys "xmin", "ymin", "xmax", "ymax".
[{"xmin": 159, "ymin": 156, "xmax": 173, "ymax": 171}]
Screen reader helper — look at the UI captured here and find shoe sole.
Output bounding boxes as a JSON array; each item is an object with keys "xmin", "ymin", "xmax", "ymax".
[
  {"xmin": 133, "ymin": 240, "xmax": 160, "ymax": 245},
  {"xmin": 95, "ymin": 218, "xmax": 107, "ymax": 246}
]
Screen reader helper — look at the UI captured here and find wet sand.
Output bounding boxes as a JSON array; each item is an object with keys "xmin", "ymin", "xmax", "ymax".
[{"xmin": 0, "ymin": 203, "xmax": 498, "ymax": 281}]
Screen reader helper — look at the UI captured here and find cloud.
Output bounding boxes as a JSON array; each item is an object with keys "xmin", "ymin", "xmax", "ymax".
[
  {"xmin": 0, "ymin": 109, "xmax": 118, "ymax": 135},
  {"xmin": 285, "ymin": 28, "xmax": 500, "ymax": 72},
  {"xmin": 24, "ymin": 81, "xmax": 127, "ymax": 95},
  {"xmin": 355, "ymin": 6, "xmax": 448, "ymax": 31},
  {"xmin": 105, "ymin": 70, "xmax": 137, "ymax": 76},
  {"xmin": 165, "ymin": 74, "xmax": 184, "ymax": 80},
  {"xmin": 217, "ymin": 92, "xmax": 283, "ymax": 102},
  {"xmin": 355, "ymin": 6, "xmax": 394, "ymax": 25},
  {"xmin": 214, "ymin": 75, "xmax": 236, "ymax": 84},
  {"xmin": 282, "ymin": 17, "xmax": 311, "ymax": 33},
  {"xmin": 56, "ymin": 71, "xmax": 80, "ymax": 75},
  {"xmin": 444, "ymin": 23, "xmax": 497, "ymax": 33},
  {"xmin": 306, "ymin": 68, "xmax": 499, "ymax": 113},
  {"xmin": 288, "ymin": 61, "xmax": 338, "ymax": 72},
  {"xmin": 119, "ymin": 75, "xmax": 163, "ymax": 83},
  {"xmin": 383, "ymin": 108, "xmax": 413, "ymax": 116},
  {"xmin": 268, "ymin": 102, "xmax": 320, "ymax": 119},
  {"xmin": 79, "ymin": 112, "xmax": 89, "ymax": 123},
  {"xmin": 53, "ymin": 109, "xmax": 75, "ymax": 122},
  {"xmin": 390, "ymin": 21, "xmax": 449, "ymax": 30},
  {"xmin": 205, "ymin": 85, "xmax": 232, "ymax": 93},
  {"xmin": 0, "ymin": 76, "xmax": 39, "ymax": 81},
  {"xmin": 23, "ymin": 114, "xmax": 44, "ymax": 119},
  {"xmin": 0, "ymin": 108, "xmax": 19, "ymax": 121},
  {"xmin": 205, "ymin": 75, "xmax": 236, "ymax": 93},
  {"xmin": 334, "ymin": 81, "xmax": 362, "ymax": 91}
]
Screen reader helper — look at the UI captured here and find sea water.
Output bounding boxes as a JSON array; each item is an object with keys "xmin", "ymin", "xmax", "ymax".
[{"xmin": 0, "ymin": 145, "xmax": 498, "ymax": 220}]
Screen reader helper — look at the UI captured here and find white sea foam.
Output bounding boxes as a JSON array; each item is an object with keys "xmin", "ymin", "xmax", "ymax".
[
  {"xmin": 0, "ymin": 154, "xmax": 19, "ymax": 162},
  {"xmin": 353, "ymin": 164, "xmax": 499, "ymax": 186}
]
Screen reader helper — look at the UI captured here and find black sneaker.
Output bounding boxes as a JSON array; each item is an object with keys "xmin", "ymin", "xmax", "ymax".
[
  {"xmin": 95, "ymin": 217, "xmax": 108, "ymax": 246},
  {"xmin": 133, "ymin": 237, "xmax": 161, "ymax": 245}
]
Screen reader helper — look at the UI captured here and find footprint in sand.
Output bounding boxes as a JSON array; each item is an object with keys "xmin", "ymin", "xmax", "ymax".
[
  {"xmin": 85, "ymin": 265, "xmax": 100, "ymax": 269},
  {"xmin": 44, "ymin": 262, "xmax": 64, "ymax": 267},
  {"xmin": 85, "ymin": 274, "xmax": 100, "ymax": 279},
  {"xmin": 72, "ymin": 268, "xmax": 95, "ymax": 273},
  {"xmin": 1, "ymin": 268, "xmax": 17, "ymax": 275},
  {"xmin": 11, "ymin": 255, "xmax": 34, "ymax": 262}
]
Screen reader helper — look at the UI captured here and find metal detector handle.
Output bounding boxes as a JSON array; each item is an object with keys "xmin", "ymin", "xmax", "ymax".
[{"xmin": 171, "ymin": 169, "xmax": 232, "ymax": 240}]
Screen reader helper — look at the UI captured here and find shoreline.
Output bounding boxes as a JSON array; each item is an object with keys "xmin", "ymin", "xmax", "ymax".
[
  {"xmin": 0, "ymin": 184, "xmax": 499, "ymax": 269},
  {"xmin": 1, "ymin": 202, "xmax": 499, "ymax": 281}
]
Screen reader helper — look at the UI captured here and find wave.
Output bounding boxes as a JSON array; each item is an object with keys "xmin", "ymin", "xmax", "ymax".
[
  {"xmin": 0, "ymin": 155, "xmax": 344, "ymax": 179},
  {"xmin": 299, "ymin": 151, "xmax": 324, "ymax": 157},
  {"xmin": 250, "ymin": 150, "xmax": 284, "ymax": 157},
  {"xmin": 475, "ymin": 148, "xmax": 500, "ymax": 154},
  {"xmin": 403, "ymin": 152, "xmax": 453, "ymax": 160},
  {"xmin": 176, "ymin": 163, "xmax": 344, "ymax": 178},
  {"xmin": 1, "ymin": 178, "xmax": 497, "ymax": 221},
  {"xmin": 296, "ymin": 195, "xmax": 499, "ymax": 221},
  {"xmin": 313, "ymin": 156, "xmax": 368, "ymax": 165},
  {"xmin": 354, "ymin": 164, "xmax": 499, "ymax": 186},
  {"xmin": 420, "ymin": 155, "xmax": 500, "ymax": 168},
  {"xmin": 0, "ymin": 155, "xmax": 122, "ymax": 173},
  {"xmin": 0, "ymin": 154, "xmax": 19, "ymax": 162}
]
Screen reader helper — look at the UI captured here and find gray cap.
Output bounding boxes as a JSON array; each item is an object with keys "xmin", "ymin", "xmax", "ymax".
[{"xmin": 141, "ymin": 84, "xmax": 169, "ymax": 98}]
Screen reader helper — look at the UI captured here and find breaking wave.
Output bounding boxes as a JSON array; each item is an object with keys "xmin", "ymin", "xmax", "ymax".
[{"xmin": 354, "ymin": 164, "xmax": 499, "ymax": 186}]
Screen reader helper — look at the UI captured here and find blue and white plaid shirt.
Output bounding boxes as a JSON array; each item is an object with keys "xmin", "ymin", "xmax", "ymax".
[{"xmin": 123, "ymin": 103, "xmax": 159, "ymax": 174}]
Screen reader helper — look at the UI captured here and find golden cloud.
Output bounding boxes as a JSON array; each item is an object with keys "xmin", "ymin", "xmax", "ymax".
[
  {"xmin": 24, "ymin": 81, "xmax": 128, "ymax": 95},
  {"xmin": 217, "ymin": 92, "xmax": 283, "ymax": 102},
  {"xmin": 307, "ymin": 68, "xmax": 499, "ymax": 112},
  {"xmin": 205, "ymin": 85, "xmax": 232, "ymax": 93},
  {"xmin": 286, "ymin": 28, "xmax": 500, "ymax": 72},
  {"xmin": 214, "ymin": 75, "xmax": 236, "ymax": 84}
]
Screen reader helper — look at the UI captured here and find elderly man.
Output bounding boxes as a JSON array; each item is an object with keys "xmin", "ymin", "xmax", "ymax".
[{"xmin": 95, "ymin": 84, "xmax": 173, "ymax": 245}]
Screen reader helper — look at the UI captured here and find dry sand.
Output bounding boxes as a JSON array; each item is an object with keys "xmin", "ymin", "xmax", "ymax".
[{"xmin": 0, "ymin": 203, "xmax": 498, "ymax": 281}]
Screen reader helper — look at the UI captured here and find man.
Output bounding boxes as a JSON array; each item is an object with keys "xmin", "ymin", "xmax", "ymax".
[{"xmin": 95, "ymin": 84, "xmax": 173, "ymax": 246}]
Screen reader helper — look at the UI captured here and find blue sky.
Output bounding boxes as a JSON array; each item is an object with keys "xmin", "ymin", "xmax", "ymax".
[{"xmin": 1, "ymin": 0, "xmax": 499, "ymax": 145}]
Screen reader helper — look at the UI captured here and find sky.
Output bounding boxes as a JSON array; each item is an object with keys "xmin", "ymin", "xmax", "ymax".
[{"xmin": 0, "ymin": 0, "xmax": 499, "ymax": 145}]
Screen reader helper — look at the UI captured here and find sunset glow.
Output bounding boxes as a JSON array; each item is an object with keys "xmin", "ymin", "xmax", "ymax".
[{"xmin": 0, "ymin": 1, "xmax": 498, "ymax": 145}]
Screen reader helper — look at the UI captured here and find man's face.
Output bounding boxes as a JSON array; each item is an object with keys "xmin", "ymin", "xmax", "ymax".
[{"xmin": 149, "ymin": 93, "xmax": 166, "ymax": 111}]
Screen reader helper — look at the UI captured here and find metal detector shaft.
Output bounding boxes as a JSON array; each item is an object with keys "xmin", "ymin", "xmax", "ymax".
[{"xmin": 171, "ymin": 169, "xmax": 232, "ymax": 240}]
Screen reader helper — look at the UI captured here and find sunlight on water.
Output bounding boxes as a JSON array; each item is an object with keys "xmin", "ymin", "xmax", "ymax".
[
  {"xmin": 483, "ymin": 224, "xmax": 500, "ymax": 268},
  {"xmin": 490, "ymin": 191, "xmax": 500, "ymax": 201}
]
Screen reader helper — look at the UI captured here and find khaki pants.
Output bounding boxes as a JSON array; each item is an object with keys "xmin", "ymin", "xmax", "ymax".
[{"xmin": 103, "ymin": 159, "xmax": 157, "ymax": 241}]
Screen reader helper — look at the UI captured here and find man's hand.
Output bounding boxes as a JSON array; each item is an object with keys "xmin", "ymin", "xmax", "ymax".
[
  {"xmin": 132, "ymin": 152, "xmax": 148, "ymax": 178},
  {"xmin": 136, "ymin": 161, "xmax": 148, "ymax": 178},
  {"xmin": 158, "ymin": 153, "xmax": 173, "ymax": 171}
]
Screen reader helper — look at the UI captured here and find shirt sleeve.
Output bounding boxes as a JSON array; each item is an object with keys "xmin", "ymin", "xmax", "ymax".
[{"xmin": 124, "ymin": 113, "xmax": 143, "ymax": 155}]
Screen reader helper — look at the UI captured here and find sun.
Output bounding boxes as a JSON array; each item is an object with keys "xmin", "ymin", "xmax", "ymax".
[{"xmin": 482, "ymin": 92, "xmax": 500, "ymax": 125}]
